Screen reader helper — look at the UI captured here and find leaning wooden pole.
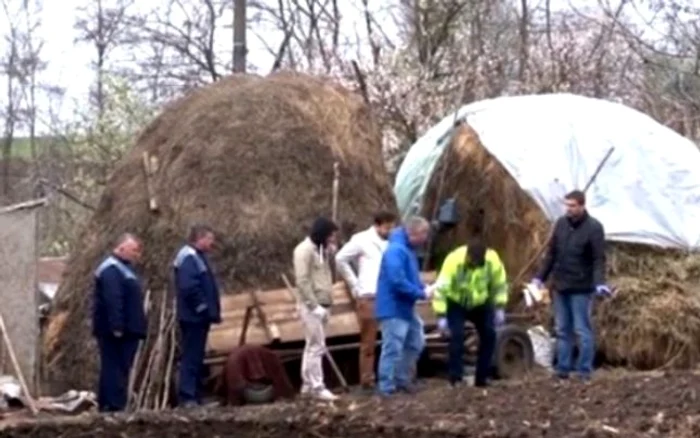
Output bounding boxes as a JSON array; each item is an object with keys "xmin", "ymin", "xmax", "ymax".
[
  {"xmin": 331, "ymin": 162, "xmax": 339, "ymax": 223},
  {"xmin": 0, "ymin": 312, "xmax": 38, "ymax": 415},
  {"xmin": 422, "ymin": 79, "xmax": 471, "ymax": 271},
  {"xmin": 512, "ymin": 146, "xmax": 616, "ymax": 289}
]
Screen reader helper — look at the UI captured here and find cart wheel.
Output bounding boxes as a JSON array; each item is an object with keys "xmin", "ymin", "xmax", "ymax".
[
  {"xmin": 243, "ymin": 382, "xmax": 274, "ymax": 404},
  {"xmin": 493, "ymin": 324, "xmax": 534, "ymax": 379}
]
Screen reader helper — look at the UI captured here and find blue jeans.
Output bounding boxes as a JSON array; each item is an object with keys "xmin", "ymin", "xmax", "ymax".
[
  {"xmin": 377, "ymin": 314, "xmax": 425, "ymax": 394},
  {"xmin": 553, "ymin": 291, "xmax": 594, "ymax": 377}
]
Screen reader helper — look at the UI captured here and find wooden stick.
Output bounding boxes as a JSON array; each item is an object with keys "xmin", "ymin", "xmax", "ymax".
[
  {"xmin": 0, "ymin": 312, "xmax": 38, "ymax": 415},
  {"xmin": 144, "ymin": 297, "xmax": 169, "ymax": 409},
  {"xmin": 160, "ymin": 321, "xmax": 177, "ymax": 409},
  {"xmin": 141, "ymin": 152, "xmax": 159, "ymax": 211},
  {"xmin": 422, "ymin": 79, "xmax": 471, "ymax": 270},
  {"xmin": 249, "ymin": 289, "xmax": 276, "ymax": 342},
  {"xmin": 239, "ymin": 306, "xmax": 253, "ymax": 346},
  {"xmin": 281, "ymin": 274, "xmax": 348, "ymax": 391},
  {"xmin": 128, "ymin": 288, "xmax": 151, "ymax": 408},
  {"xmin": 332, "ymin": 162, "xmax": 340, "ymax": 223},
  {"xmin": 331, "ymin": 162, "xmax": 340, "ymax": 282},
  {"xmin": 137, "ymin": 291, "xmax": 168, "ymax": 409},
  {"xmin": 512, "ymin": 146, "xmax": 616, "ymax": 289}
]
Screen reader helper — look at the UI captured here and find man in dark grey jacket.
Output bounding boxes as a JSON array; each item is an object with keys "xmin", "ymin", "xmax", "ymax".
[{"xmin": 530, "ymin": 190, "xmax": 609, "ymax": 381}]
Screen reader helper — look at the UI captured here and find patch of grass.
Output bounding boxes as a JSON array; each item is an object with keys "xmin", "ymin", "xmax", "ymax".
[{"xmin": 4, "ymin": 136, "xmax": 62, "ymax": 159}]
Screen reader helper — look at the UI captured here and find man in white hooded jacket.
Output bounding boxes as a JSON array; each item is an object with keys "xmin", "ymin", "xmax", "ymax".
[
  {"xmin": 335, "ymin": 211, "xmax": 397, "ymax": 390},
  {"xmin": 294, "ymin": 216, "xmax": 339, "ymax": 401}
]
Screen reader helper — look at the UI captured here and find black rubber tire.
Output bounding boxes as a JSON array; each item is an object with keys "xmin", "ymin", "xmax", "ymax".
[
  {"xmin": 493, "ymin": 324, "xmax": 534, "ymax": 379},
  {"xmin": 242, "ymin": 382, "xmax": 274, "ymax": 405}
]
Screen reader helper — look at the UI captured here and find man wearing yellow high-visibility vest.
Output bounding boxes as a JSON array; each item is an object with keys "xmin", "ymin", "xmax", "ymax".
[{"xmin": 432, "ymin": 238, "xmax": 508, "ymax": 387}]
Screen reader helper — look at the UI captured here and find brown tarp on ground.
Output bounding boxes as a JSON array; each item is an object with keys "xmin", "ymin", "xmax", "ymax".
[{"xmin": 217, "ymin": 345, "xmax": 294, "ymax": 405}]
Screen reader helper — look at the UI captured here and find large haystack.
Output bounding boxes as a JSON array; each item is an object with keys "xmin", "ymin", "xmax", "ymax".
[
  {"xmin": 420, "ymin": 123, "xmax": 700, "ymax": 369},
  {"xmin": 46, "ymin": 72, "xmax": 396, "ymax": 391}
]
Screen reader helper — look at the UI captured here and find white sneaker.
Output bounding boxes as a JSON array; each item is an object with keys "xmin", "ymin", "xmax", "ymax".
[
  {"xmin": 313, "ymin": 388, "xmax": 338, "ymax": 401},
  {"xmin": 300, "ymin": 385, "xmax": 311, "ymax": 395}
]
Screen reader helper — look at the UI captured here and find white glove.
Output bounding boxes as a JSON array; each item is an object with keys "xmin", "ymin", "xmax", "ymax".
[
  {"xmin": 437, "ymin": 317, "xmax": 448, "ymax": 332},
  {"xmin": 522, "ymin": 281, "xmax": 545, "ymax": 307},
  {"xmin": 494, "ymin": 308, "xmax": 506, "ymax": 326},
  {"xmin": 312, "ymin": 305, "xmax": 328, "ymax": 320},
  {"xmin": 423, "ymin": 282, "xmax": 439, "ymax": 299}
]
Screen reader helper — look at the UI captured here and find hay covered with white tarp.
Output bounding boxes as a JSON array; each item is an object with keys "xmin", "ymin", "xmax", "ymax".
[{"xmin": 394, "ymin": 94, "xmax": 700, "ymax": 369}]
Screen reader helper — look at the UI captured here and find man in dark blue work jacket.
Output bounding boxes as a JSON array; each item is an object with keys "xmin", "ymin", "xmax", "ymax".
[
  {"xmin": 93, "ymin": 233, "xmax": 147, "ymax": 412},
  {"xmin": 173, "ymin": 224, "xmax": 222, "ymax": 407}
]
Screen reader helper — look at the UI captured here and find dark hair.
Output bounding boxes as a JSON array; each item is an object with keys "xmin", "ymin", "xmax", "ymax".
[
  {"xmin": 373, "ymin": 211, "xmax": 397, "ymax": 226},
  {"xmin": 188, "ymin": 224, "xmax": 214, "ymax": 244},
  {"xmin": 466, "ymin": 237, "xmax": 487, "ymax": 267},
  {"xmin": 564, "ymin": 190, "xmax": 586, "ymax": 206},
  {"xmin": 309, "ymin": 217, "xmax": 338, "ymax": 247}
]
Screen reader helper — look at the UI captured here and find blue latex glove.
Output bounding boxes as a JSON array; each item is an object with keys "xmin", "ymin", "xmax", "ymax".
[
  {"xmin": 494, "ymin": 309, "xmax": 506, "ymax": 326},
  {"xmin": 595, "ymin": 285, "xmax": 612, "ymax": 297},
  {"xmin": 437, "ymin": 317, "xmax": 448, "ymax": 332}
]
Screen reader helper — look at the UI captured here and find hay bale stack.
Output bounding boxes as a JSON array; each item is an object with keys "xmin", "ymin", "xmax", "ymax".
[
  {"xmin": 422, "ymin": 123, "xmax": 551, "ymax": 276},
  {"xmin": 47, "ymin": 72, "xmax": 396, "ymax": 392},
  {"xmin": 596, "ymin": 246, "xmax": 700, "ymax": 368},
  {"xmin": 420, "ymin": 123, "xmax": 700, "ymax": 369}
]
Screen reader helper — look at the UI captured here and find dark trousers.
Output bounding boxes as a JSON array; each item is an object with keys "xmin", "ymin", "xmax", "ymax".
[
  {"xmin": 96, "ymin": 334, "xmax": 139, "ymax": 412},
  {"xmin": 446, "ymin": 301, "xmax": 496, "ymax": 386},
  {"xmin": 178, "ymin": 321, "xmax": 211, "ymax": 404}
]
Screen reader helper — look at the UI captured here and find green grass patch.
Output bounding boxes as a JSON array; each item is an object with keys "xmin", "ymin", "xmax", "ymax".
[{"xmin": 4, "ymin": 136, "xmax": 63, "ymax": 159}]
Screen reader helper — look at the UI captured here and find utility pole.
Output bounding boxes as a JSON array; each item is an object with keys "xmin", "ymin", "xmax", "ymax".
[{"xmin": 233, "ymin": 0, "xmax": 247, "ymax": 73}]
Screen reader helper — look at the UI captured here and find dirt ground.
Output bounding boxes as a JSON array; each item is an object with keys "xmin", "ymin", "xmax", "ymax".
[{"xmin": 2, "ymin": 370, "xmax": 700, "ymax": 438}]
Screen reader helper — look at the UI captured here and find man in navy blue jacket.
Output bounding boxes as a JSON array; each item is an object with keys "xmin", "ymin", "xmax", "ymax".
[
  {"xmin": 173, "ymin": 224, "xmax": 221, "ymax": 407},
  {"xmin": 93, "ymin": 233, "xmax": 147, "ymax": 412},
  {"xmin": 375, "ymin": 216, "xmax": 432, "ymax": 396}
]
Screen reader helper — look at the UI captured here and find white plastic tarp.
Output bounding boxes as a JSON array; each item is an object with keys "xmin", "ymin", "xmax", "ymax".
[{"xmin": 394, "ymin": 93, "xmax": 700, "ymax": 249}]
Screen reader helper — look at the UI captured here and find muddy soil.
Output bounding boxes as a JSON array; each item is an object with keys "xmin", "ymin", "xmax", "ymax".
[{"xmin": 3, "ymin": 370, "xmax": 700, "ymax": 438}]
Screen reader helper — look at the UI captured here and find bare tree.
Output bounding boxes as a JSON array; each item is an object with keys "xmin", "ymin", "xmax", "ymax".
[
  {"xmin": 124, "ymin": 0, "xmax": 230, "ymax": 88},
  {"xmin": 596, "ymin": 0, "xmax": 700, "ymax": 140},
  {"xmin": 250, "ymin": 0, "xmax": 343, "ymax": 73},
  {"xmin": 74, "ymin": 0, "xmax": 134, "ymax": 121},
  {"xmin": 0, "ymin": 15, "xmax": 19, "ymax": 201},
  {"xmin": 0, "ymin": 0, "xmax": 44, "ymax": 201}
]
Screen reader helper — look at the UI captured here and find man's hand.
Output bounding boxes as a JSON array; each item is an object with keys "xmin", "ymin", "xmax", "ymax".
[
  {"xmin": 113, "ymin": 331, "xmax": 123, "ymax": 338},
  {"xmin": 437, "ymin": 317, "xmax": 449, "ymax": 334},
  {"xmin": 595, "ymin": 285, "xmax": 612, "ymax": 297},
  {"xmin": 423, "ymin": 283, "xmax": 438, "ymax": 300},
  {"xmin": 312, "ymin": 305, "xmax": 328, "ymax": 321},
  {"xmin": 493, "ymin": 309, "xmax": 505, "ymax": 326},
  {"xmin": 523, "ymin": 279, "xmax": 545, "ymax": 307}
]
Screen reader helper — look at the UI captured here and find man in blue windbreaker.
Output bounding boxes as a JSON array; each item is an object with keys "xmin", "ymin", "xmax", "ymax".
[
  {"xmin": 93, "ymin": 233, "xmax": 147, "ymax": 412},
  {"xmin": 173, "ymin": 224, "xmax": 222, "ymax": 407},
  {"xmin": 375, "ymin": 216, "xmax": 432, "ymax": 396}
]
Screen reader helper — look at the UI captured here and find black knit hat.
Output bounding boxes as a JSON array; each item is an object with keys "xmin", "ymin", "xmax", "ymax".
[{"xmin": 309, "ymin": 216, "xmax": 339, "ymax": 247}]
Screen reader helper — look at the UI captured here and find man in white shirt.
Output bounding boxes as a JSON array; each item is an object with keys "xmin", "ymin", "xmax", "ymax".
[{"xmin": 335, "ymin": 211, "xmax": 397, "ymax": 390}]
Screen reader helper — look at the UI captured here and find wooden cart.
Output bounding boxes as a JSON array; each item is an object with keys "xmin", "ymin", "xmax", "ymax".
[{"xmin": 204, "ymin": 271, "xmax": 535, "ymax": 388}]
